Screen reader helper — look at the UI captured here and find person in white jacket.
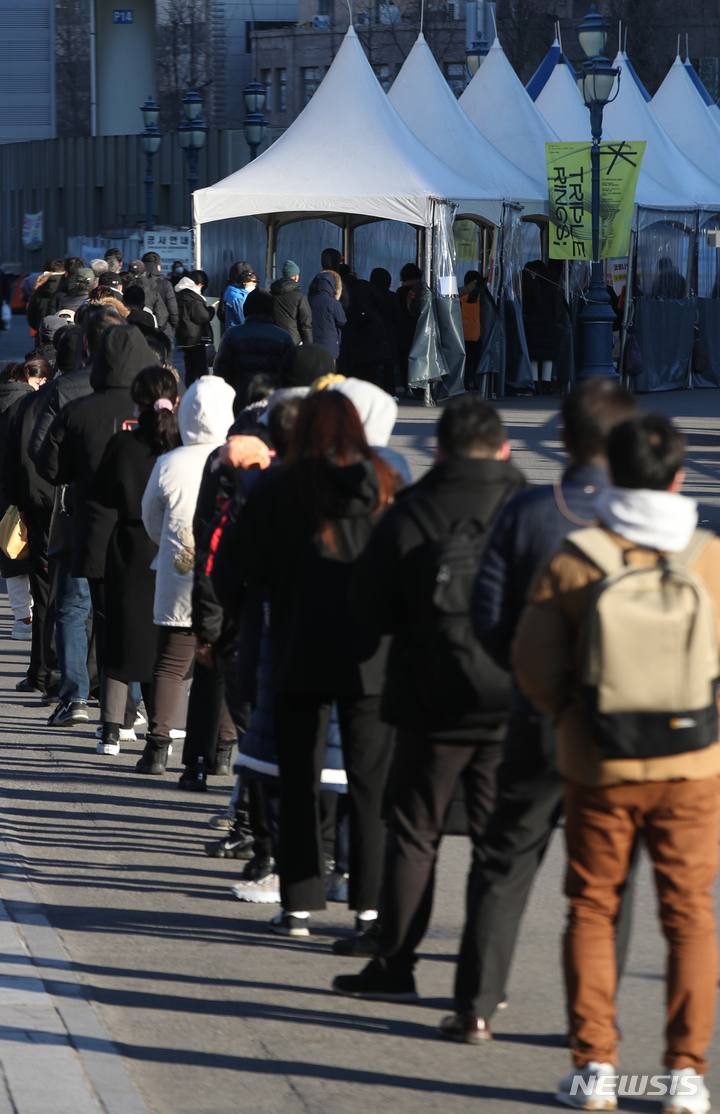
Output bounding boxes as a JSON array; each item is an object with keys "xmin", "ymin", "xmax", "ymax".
[{"xmin": 139, "ymin": 375, "xmax": 236, "ymax": 774}]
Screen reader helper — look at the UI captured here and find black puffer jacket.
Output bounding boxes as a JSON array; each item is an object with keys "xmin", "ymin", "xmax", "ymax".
[
  {"xmin": 270, "ymin": 277, "xmax": 313, "ymax": 345},
  {"xmin": 34, "ymin": 325, "xmax": 158, "ymax": 578},
  {"xmin": 1, "ymin": 382, "xmax": 55, "ymax": 514},
  {"xmin": 28, "ymin": 365, "xmax": 93, "ymax": 463},
  {"xmin": 26, "ymin": 274, "xmax": 64, "ymax": 331},
  {"xmin": 134, "ymin": 276, "xmax": 169, "ymax": 334},
  {"xmin": 346, "ymin": 280, "xmax": 392, "ymax": 368},
  {"xmin": 175, "ymin": 279, "xmax": 215, "ymax": 347},
  {"xmin": 0, "ymin": 380, "xmax": 34, "ymax": 431},
  {"xmin": 142, "ymin": 263, "xmax": 178, "ymax": 337},
  {"xmin": 214, "ymin": 315, "xmax": 294, "ymax": 413}
]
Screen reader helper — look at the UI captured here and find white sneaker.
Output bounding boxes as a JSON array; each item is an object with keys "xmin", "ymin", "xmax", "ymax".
[
  {"xmin": 11, "ymin": 619, "xmax": 32, "ymax": 641},
  {"xmin": 662, "ymin": 1070, "xmax": 710, "ymax": 1114},
  {"xmin": 556, "ymin": 1062, "xmax": 617, "ymax": 1110},
  {"xmin": 96, "ymin": 740, "xmax": 120, "ymax": 756},
  {"xmin": 95, "ymin": 725, "xmax": 136, "ymax": 742},
  {"xmin": 230, "ymin": 873, "xmax": 281, "ymax": 904},
  {"xmin": 169, "ymin": 729, "xmax": 186, "ymax": 739},
  {"xmin": 134, "ymin": 710, "xmax": 146, "ymax": 727}
]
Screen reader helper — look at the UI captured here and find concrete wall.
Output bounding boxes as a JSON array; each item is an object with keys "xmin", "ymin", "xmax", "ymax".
[
  {"xmin": 0, "ymin": 0, "xmax": 55, "ymax": 143},
  {"xmin": 95, "ymin": 0, "xmax": 157, "ymax": 136}
]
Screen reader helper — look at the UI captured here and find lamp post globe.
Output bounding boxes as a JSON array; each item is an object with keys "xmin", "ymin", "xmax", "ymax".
[
  {"xmin": 243, "ymin": 79, "xmax": 268, "ymax": 161},
  {"xmin": 243, "ymin": 77, "xmax": 266, "ymax": 114},
  {"xmin": 177, "ymin": 95, "xmax": 208, "ymax": 229},
  {"xmin": 139, "ymin": 96, "xmax": 161, "ymax": 232},
  {"xmin": 465, "ymin": 35, "xmax": 489, "ymax": 78}
]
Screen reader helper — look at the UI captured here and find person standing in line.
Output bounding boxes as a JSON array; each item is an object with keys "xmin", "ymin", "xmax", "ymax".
[
  {"xmin": 141, "ymin": 252, "xmax": 179, "ymax": 341},
  {"xmin": 270, "ymin": 261, "xmax": 313, "ymax": 345},
  {"xmin": 214, "ymin": 288, "xmax": 294, "ymax": 412},
  {"xmin": 104, "ymin": 248, "xmax": 123, "ymax": 274},
  {"xmin": 395, "ymin": 262, "xmax": 422, "ymax": 396},
  {"xmin": 25, "ymin": 259, "xmax": 65, "ymax": 335},
  {"xmin": 458, "ymin": 270, "xmax": 484, "ymax": 390},
  {"xmin": 169, "ymin": 261, "xmax": 186, "ymax": 288},
  {"xmin": 307, "ymin": 271, "xmax": 346, "ymax": 361},
  {"xmin": 222, "ymin": 263, "xmax": 257, "ymax": 329},
  {"xmin": 368, "ymin": 268, "xmax": 402, "ymax": 397},
  {"xmin": 522, "ymin": 260, "xmax": 557, "ymax": 394},
  {"xmin": 514, "ymin": 414, "xmax": 720, "ymax": 1112},
  {"xmin": 174, "ymin": 270, "xmax": 216, "ymax": 386},
  {"xmin": 332, "ymin": 395, "xmax": 526, "ymax": 1002}
]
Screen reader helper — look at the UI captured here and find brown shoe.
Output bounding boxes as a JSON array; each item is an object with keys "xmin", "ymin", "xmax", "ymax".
[{"xmin": 438, "ymin": 1013, "xmax": 492, "ymax": 1044}]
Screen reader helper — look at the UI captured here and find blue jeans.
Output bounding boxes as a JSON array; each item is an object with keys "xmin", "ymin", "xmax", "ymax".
[{"xmin": 55, "ymin": 564, "xmax": 91, "ymax": 703}]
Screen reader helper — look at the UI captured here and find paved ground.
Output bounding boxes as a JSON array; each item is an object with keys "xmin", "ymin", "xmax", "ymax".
[{"xmin": 0, "ymin": 312, "xmax": 720, "ymax": 1111}]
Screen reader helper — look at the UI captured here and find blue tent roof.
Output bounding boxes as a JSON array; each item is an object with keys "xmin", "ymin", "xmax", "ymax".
[
  {"xmin": 622, "ymin": 54, "xmax": 651, "ymax": 102},
  {"xmin": 684, "ymin": 58, "xmax": 715, "ymax": 106},
  {"xmin": 526, "ymin": 39, "xmax": 577, "ymax": 100}
]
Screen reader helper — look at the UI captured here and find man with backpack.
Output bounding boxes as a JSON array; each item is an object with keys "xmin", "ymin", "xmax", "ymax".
[
  {"xmin": 331, "ymin": 395, "xmax": 526, "ymax": 1001},
  {"xmin": 514, "ymin": 414, "xmax": 720, "ymax": 1112}
]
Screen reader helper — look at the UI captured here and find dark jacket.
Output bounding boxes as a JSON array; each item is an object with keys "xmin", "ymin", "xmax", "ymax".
[
  {"xmin": 307, "ymin": 272, "xmax": 346, "ymax": 359},
  {"xmin": 28, "ymin": 365, "xmax": 92, "ymax": 464},
  {"xmin": 1, "ymin": 382, "xmax": 55, "ymax": 515},
  {"xmin": 214, "ymin": 315, "xmax": 294, "ymax": 413},
  {"xmin": 472, "ymin": 462, "xmax": 608, "ymax": 712},
  {"xmin": 134, "ymin": 276, "xmax": 169, "ymax": 334},
  {"xmin": 124, "ymin": 307, "xmax": 157, "ymax": 336},
  {"xmin": 0, "ymin": 380, "xmax": 34, "ymax": 430},
  {"xmin": 142, "ymin": 263, "xmax": 179, "ymax": 336},
  {"xmin": 175, "ymin": 281, "xmax": 215, "ymax": 348},
  {"xmin": 521, "ymin": 270, "xmax": 557, "ymax": 362},
  {"xmin": 396, "ymin": 281, "xmax": 420, "ymax": 358},
  {"xmin": 34, "ymin": 325, "xmax": 158, "ymax": 579},
  {"xmin": 89, "ymin": 429, "xmax": 161, "ymax": 681},
  {"xmin": 212, "ymin": 457, "xmax": 390, "ymax": 696},
  {"xmin": 347, "ymin": 280, "xmax": 392, "ymax": 368},
  {"xmin": 351, "ymin": 457, "xmax": 526, "ymax": 739},
  {"xmin": 57, "ymin": 293, "xmax": 87, "ymax": 320},
  {"xmin": 270, "ymin": 277, "xmax": 313, "ymax": 345},
  {"xmin": 368, "ymin": 282, "xmax": 402, "ymax": 363},
  {"xmin": 190, "ymin": 447, "xmax": 243, "ymax": 659},
  {"xmin": 26, "ymin": 274, "xmax": 63, "ymax": 331}
]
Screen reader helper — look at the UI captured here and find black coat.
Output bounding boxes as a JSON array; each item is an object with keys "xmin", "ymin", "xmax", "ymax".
[
  {"xmin": 350, "ymin": 457, "xmax": 526, "ymax": 739},
  {"xmin": 28, "ymin": 365, "xmax": 92, "ymax": 464},
  {"xmin": 89, "ymin": 429, "xmax": 161, "ymax": 681},
  {"xmin": 141, "ymin": 264, "xmax": 179, "ymax": 336},
  {"xmin": 522, "ymin": 271, "xmax": 557, "ymax": 361},
  {"xmin": 34, "ymin": 325, "xmax": 158, "ymax": 579},
  {"xmin": 175, "ymin": 285, "xmax": 215, "ymax": 347},
  {"xmin": 1, "ymin": 382, "xmax": 55, "ymax": 515},
  {"xmin": 214, "ymin": 315, "xmax": 294, "ymax": 412},
  {"xmin": 369, "ymin": 282, "xmax": 402, "ymax": 363},
  {"xmin": 26, "ymin": 274, "xmax": 63, "ymax": 331},
  {"xmin": 212, "ymin": 457, "xmax": 390, "ymax": 696},
  {"xmin": 190, "ymin": 449, "xmax": 242, "ymax": 662},
  {"xmin": 347, "ymin": 280, "xmax": 392, "ymax": 369},
  {"xmin": 0, "ymin": 380, "xmax": 35, "ymax": 577},
  {"xmin": 395, "ymin": 283, "xmax": 419, "ymax": 358},
  {"xmin": 133, "ymin": 276, "xmax": 169, "ymax": 334},
  {"xmin": 270, "ymin": 278, "xmax": 313, "ymax": 345},
  {"xmin": 307, "ymin": 272, "xmax": 346, "ymax": 359}
]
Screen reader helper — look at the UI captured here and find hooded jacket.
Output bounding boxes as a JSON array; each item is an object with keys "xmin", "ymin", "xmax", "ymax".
[
  {"xmin": 142, "ymin": 262, "xmax": 178, "ymax": 337},
  {"xmin": 174, "ymin": 276, "xmax": 215, "ymax": 347},
  {"xmin": 214, "ymin": 315, "xmax": 294, "ymax": 412},
  {"xmin": 26, "ymin": 273, "xmax": 64, "ymax": 332},
  {"xmin": 308, "ymin": 272, "xmax": 346, "ymax": 359},
  {"xmin": 142, "ymin": 376, "xmax": 235, "ymax": 626},
  {"xmin": 34, "ymin": 325, "xmax": 158, "ymax": 578},
  {"xmin": 270, "ymin": 277, "xmax": 313, "ymax": 345},
  {"xmin": 1, "ymin": 381, "xmax": 55, "ymax": 515},
  {"xmin": 222, "ymin": 283, "xmax": 250, "ymax": 329}
]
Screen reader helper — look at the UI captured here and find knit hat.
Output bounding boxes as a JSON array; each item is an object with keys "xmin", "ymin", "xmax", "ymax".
[
  {"xmin": 282, "ymin": 259, "xmax": 300, "ymax": 279},
  {"xmin": 39, "ymin": 314, "xmax": 67, "ymax": 340},
  {"xmin": 243, "ymin": 287, "xmax": 274, "ymax": 317},
  {"xmin": 55, "ymin": 326, "xmax": 81, "ymax": 374},
  {"xmin": 128, "ymin": 259, "xmax": 146, "ymax": 277},
  {"xmin": 280, "ymin": 344, "xmax": 334, "ymax": 388}
]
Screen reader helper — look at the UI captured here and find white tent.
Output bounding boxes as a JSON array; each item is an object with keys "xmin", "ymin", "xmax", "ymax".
[
  {"xmin": 650, "ymin": 56, "xmax": 720, "ymax": 188},
  {"xmin": 602, "ymin": 50, "xmax": 720, "ymax": 207},
  {"xmin": 535, "ymin": 58, "xmax": 682, "ymax": 210},
  {"xmin": 459, "ymin": 37, "xmax": 559, "ymax": 184},
  {"xmin": 388, "ymin": 33, "xmax": 547, "ymax": 218},
  {"xmin": 192, "ymin": 26, "xmax": 508, "ymax": 234},
  {"xmin": 684, "ymin": 58, "xmax": 720, "ymax": 126}
]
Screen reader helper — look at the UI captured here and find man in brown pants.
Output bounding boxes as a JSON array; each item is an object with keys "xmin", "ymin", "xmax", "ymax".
[{"xmin": 514, "ymin": 414, "xmax": 720, "ymax": 1114}]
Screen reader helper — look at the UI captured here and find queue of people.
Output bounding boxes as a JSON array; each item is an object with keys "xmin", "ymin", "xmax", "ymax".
[{"xmin": 2, "ymin": 250, "xmax": 719, "ymax": 1114}]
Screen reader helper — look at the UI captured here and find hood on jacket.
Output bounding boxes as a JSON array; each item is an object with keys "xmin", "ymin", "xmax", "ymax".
[
  {"xmin": 594, "ymin": 486, "xmax": 699, "ymax": 553},
  {"xmin": 96, "ymin": 295, "xmax": 130, "ymax": 318},
  {"xmin": 175, "ymin": 275, "xmax": 205, "ymax": 299},
  {"xmin": 89, "ymin": 324, "xmax": 158, "ymax": 391},
  {"xmin": 328, "ymin": 377, "xmax": 397, "ymax": 447},
  {"xmin": 0, "ymin": 380, "xmax": 33, "ymax": 413},
  {"xmin": 55, "ymin": 326, "xmax": 81, "ymax": 374},
  {"xmin": 178, "ymin": 375, "xmax": 235, "ymax": 446},
  {"xmin": 310, "ymin": 271, "xmax": 341, "ymax": 300},
  {"xmin": 271, "ymin": 277, "xmax": 300, "ymax": 297}
]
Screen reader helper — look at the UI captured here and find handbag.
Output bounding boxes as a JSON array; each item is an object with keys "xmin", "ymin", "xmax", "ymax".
[
  {"xmin": 0, "ymin": 505, "xmax": 28, "ymax": 560},
  {"xmin": 47, "ymin": 485, "xmax": 73, "ymax": 564}
]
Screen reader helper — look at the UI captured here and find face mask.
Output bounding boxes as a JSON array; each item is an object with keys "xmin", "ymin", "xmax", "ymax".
[{"xmin": 174, "ymin": 266, "xmax": 183, "ymax": 274}]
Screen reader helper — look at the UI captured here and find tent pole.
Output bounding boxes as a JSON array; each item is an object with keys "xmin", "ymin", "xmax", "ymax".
[
  {"xmin": 416, "ymin": 226, "xmax": 424, "ymax": 272},
  {"xmin": 265, "ymin": 218, "xmax": 276, "ymax": 287},
  {"xmin": 194, "ymin": 222, "xmax": 201, "ymax": 270},
  {"xmin": 343, "ymin": 217, "xmax": 354, "ymax": 272}
]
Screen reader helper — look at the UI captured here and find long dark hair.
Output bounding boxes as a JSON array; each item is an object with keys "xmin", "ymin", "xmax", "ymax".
[{"xmin": 131, "ymin": 366, "xmax": 180, "ymax": 453}]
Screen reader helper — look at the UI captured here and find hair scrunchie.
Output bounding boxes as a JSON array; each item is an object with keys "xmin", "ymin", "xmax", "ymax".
[{"xmin": 154, "ymin": 398, "xmax": 174, "ymax": 413}]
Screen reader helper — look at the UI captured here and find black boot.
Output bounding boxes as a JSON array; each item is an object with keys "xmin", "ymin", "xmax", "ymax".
[
  {"xmin": 204, "ymin": 810, "xmax": 255, "ymax": 858},
  {"xmin": 211, "ymin": 740, "xmax": 235, "ymax": 776},
  {"xmin": 136, "ymin": 734, "xmax": 169, "ymax": 775},
  {"xmin": 178, "ymin": 757, "xmax": 208, "ymax": 792}
]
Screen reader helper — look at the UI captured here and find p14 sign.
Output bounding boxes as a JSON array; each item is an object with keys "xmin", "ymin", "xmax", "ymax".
[{"xmin": 113, "ymin": 9, "xmax": 134, "ymax": 23}]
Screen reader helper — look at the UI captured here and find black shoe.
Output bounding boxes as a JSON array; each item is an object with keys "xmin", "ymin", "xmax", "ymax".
[
  {"xmin": 136, "ymin": 734, "xmax": 169, "ymax": 775},
  {"xmin": 47, "ymin": 700, "xmax": 89, "ymax": 727},
  {"xmin": 239, "ymin": 855, "xmax": 275, "ymax": 880},
  {"xmin": 40, "ymin": 690, "xmax": 60, "ymax": 706},
  {"xmin": 332, "ymin": 959, "xmax": 418, "ymax": 1002},
  {"xmin": 211, "ymin": 743, "xmax": 234, "ymax": 776},
  {"xmin": 268, "ymin": 911, "xmax": 310, "ymax": 937},
  {"xmin": 332, "ymin": 926, "xmax": 381, "ymax": 958},
  {"xmin": 178, "ymin": 758, "xmax": 208, "ymax": 792},
  {"xmin": 15, "ymin": 677, "xmax": 43, "ymax": 693},
  {"xmin": 204, "ymin": 830, "xmax": 255, "ymax": 859}
]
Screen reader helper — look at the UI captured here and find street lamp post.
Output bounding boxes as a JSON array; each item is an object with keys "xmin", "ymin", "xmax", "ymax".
[
  {"xmin": 243, "ymin": 78, "xmax": 267, "ymax": 161},
  {"xmin": 177, "ymin": 88, "xmax": 208, "ymax": 228},
  {"xmin": 575, "ymin": 5, "xmax": 620, "ymax": 378},
  {"xmin": 139, "ymin": 96, "xmax": 161, "ymax": 232},
  {"xmin": 465, "ymin": 34, "xmax": 490, "ymax": 79}
]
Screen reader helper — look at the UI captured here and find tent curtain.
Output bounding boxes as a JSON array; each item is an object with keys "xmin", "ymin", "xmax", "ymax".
[
  {"xmin": 695, "ymin": 299, "xmax": 720, "ymax": 387},
  {"xmin": 633, "ymin": 296, "xmax": 695, "ymax": 391}
]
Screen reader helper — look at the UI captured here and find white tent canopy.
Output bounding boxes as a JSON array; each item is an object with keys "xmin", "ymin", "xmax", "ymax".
[
  {"xmin": 388, "ymin": 33, "xmax": 547, "ymax": 219},
  {"xmin": 193, "ymin": 26, "xmax": 507, "ymax": 231},
  {"xmin": 535, "ymin": 58, "xmax": 682, "ymax": 210},
  {"xmin": 459, "ymin": 37, "xmax": 559, "ymax": 184},
  {"xmin": 650, "ymin": 56, "xmax": 720, "ymax": 188},
  {"xmin": 603, "ymin": 51, "xmax": 720, "ymax": 208}
]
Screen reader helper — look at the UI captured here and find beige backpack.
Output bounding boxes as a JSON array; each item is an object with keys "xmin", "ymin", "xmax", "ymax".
[{"xmin": 567, "ymin": 527, "xmax": 719, "ymax": 760}]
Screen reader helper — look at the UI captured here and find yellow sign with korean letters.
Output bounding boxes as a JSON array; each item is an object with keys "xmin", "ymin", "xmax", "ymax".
[{"xmin": 546, "ymin": 141, "xmax": 645, "ymax": 261}]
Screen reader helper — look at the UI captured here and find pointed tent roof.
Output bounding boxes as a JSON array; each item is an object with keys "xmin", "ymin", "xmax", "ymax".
[
  {"xmin": 684, "ymin": 59, "xmax": 720, "ymax": 125},
  {"xmin": 459, "ymin": 37, "xmax": 559, "ymax": 183},
  {"xmin": 650, "ymin": 56, "xmax": 720, "ymax": 187},
  {"xmin": 535, "ymin": 57, "xmax": 681, "ymax": 209},
  {"xmin": 622, "ymin": 53, "xmax": 651, "ymax": 102},
  {"xmin": 193, "ymin": 26, "xmax": 506, "ymax": 229},
  {"xmin": 526, "ymin": 36, "xmax": 577, "ymax": 101},
  {"xmin": 387, "ymin": 33, "xmax": 547, "ymax": 217},
  {"xmin": 602, "ymin": 50, "xmax": 720, "ymax": 207}
]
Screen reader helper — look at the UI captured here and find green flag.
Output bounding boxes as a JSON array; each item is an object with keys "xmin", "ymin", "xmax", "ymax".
[{"xmin": 546, "ymin": 140, "xmax": 645, "ymax": 261}]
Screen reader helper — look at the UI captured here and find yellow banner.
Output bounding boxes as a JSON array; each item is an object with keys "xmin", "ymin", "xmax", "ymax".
[{"xmin": 546, "ymin": 140, "xmax": 645, "ymax": 261}]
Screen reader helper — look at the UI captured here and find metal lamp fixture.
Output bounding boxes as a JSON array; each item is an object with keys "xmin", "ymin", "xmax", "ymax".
[
  {"xmin": 574, "ymin": 4, "xmax": 621, "ymax": 379},
  {"xmin": 466, "ymin": 35, "xmax": 490, "ymax": 77},
  {"xmin": 243, "ymin": 77, "xmax": 266, "ymax": 114},
  {"xmin": 177, "ymin": 89, "xmax": 208, "ymax": 228},
  {"xmin": 139, "ymin": 96, "xmax": 161, "ymax": 231},
  {"xmin": 182, "ymin": 87, "xmax": 204, "ymax": 121},
  {"xmin": 243, "ymin": 78, "xmax": 268, "ymax": 161}
]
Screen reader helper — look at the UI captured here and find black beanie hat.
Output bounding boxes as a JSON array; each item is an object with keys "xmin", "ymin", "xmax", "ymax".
[
  {"xmin": 321, "ymin": 247, "xmax": 342, "ymax": 271},
  {"xmin": 244, "ymin": 287, "xmax": 274, "ymax": 317},
  {"xmin": 280, "ymin": 343, "xmax": 334, "ymax": 388},
  {"xmin": 55, "ymin": 326, "xmax": 81, "ymax": 374}
]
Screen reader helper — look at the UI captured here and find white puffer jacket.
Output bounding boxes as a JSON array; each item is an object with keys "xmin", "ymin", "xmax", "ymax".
[{"xmin": 142, "ymin": 376, "xmax": 236, "ymax": 626}]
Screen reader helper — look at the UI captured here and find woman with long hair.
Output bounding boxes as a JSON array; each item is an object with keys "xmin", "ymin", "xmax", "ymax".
[
  {"xmin": 219, "ymin": 390, "xmax": 401, "ymax": 936},
  {"xmin": 89, "ymin": 366, "xmax": 181, "ymax": 754}
]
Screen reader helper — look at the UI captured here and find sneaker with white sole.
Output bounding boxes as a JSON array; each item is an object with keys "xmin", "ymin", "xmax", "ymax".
[
  {"xmin": 48, "ymin": 700, "xmax": 89, "ymax": 726},
  {"xmin": 96, "ymin": 739, "xmax": 120, "ymax": 756},
  {"xmin": 662, "ymin": 1070, "xmax": 710, "ymax": 1114},
  {"xmin": 231, "ymin": 873, "xmax": 280, "ymax": 904},
  {"xmin": 11, "ymin": 619, "xmax": 32, "ymax": 641},
  {"xmin": 209, "ymin": 814, "xmax": 233, "ymax": 830},
  {"xmin": 268, "ymin": 911, "xmax": 310, "ymax": 937},
  {"xmin": 95, "ymin": 725, "xmax": 136, "ymax": 742},
  {"xmin": 169, "ymin": 729, "xmax": 186, "ymax": 739},
  {"xmin": 134, "ymin": 710, "xmax": 146, "ymax": 727},
  {"xmin": 556, "ymin": 1062, "xmax": 617, "ymax": 1110}
]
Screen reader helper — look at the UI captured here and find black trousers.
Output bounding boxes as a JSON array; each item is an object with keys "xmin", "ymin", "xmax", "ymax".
[
  {"xmin": 25, "ymin": 511, "xmax": 59, "ymax": 693},
  {"xmin": 453, "ymin": 711, "xmax": 637, "ymax": 1018},
  {"xmin": 273, "ymin": 693, "xmax": 394, "ymax": 913},
  {"xmin": 378, "ymin": 730, "xmax": 504, "ymax": 969},
  {"xmin": 181, "ymin": 657, "xmax": 236, "ymax": 769},
  {"xmin": 182, "ymin": 344, "xmax": 208, "ymax": 386}
]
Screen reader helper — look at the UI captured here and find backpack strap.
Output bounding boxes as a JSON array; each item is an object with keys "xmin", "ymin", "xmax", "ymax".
[
  {"xmin": 668, "ymin": 528, "xmax": 716, "ymax": 570},
  {"xmin": 565, "ymin": 527, "xmax": 626, "ymax": 576}
]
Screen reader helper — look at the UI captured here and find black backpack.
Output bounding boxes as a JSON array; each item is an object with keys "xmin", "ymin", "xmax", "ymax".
[{"xmin": 400, "ymin": 488, "xmax": 512, "ymax": 726}]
